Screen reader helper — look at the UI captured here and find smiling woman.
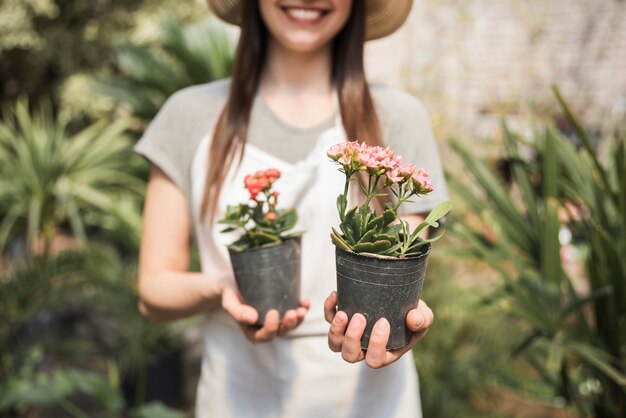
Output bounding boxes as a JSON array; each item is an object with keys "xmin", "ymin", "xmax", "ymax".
[{"xmin": 134, "ymin": 0, "xmax": 448, "ymax": 417}]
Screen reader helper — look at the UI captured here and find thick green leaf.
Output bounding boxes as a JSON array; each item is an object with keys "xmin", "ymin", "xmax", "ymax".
[
  {"xmin": 357, "ymin": 229, "xmax": 376, "ymax": 244},
  {"xmin": 330, "ymin": 229, "xmax": 352, "ymax": 252},
  {"xmin": 353, "ymin": 240, "xmax": 392, "ymax": 253},
  {"xmin": 365, "ymin": 214, "xmax": 384, "ymax": 232}
]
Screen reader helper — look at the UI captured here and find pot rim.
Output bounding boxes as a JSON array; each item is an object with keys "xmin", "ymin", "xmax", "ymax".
[
  {"xmin": 335, "ymin": 242, "xmax": 431, "ymax": 261},
  {"xmin": 228, "ymin": 235, "xmax": 302, "ymax": 255}
]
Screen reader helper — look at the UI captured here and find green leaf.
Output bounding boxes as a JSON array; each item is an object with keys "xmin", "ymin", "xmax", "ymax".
[
  {"xmin": 249, "ymin": 230, "xmax": 281, "ymax": 246},
  {"xmin": 407, "ymin": 232, "xmax": 445, "ymax": 251},
  {"xmin": 365, "ymin": 214, "xmax": 384, "ymax": 232},
  {"xmin": 336, "ymin": 194, "xmax": 347, "ymax": 220},
  {"xmin": 541, "ymin": 198, "xmax": 561, "ymax": 287},
  {"xmin": 422, "ymin": 200, "xmax": 452, "ymax": 227},
  {"xmin": 409, "ymin": 201, "xmax": 451, "ymax": 242},
  {"xmin": 330, "ymin": 229, "xmax": 352, "ymax": 252},
  {"xmin": 274, "ymin": 208, "xmax": 297, "ymax": 232},
  {"xmin": 569, "ymin": 342, "xmax": 626, "ymax": 386},
  {"xmin": 353, "ymin": 240, "xmax": 392, "ymax": 253},
  {"xmin": 373, "ymin": 233, "xmax": 398, "ymax": 245},
  {"xmin": 380, "ymin": 242, "xmax": 403, "ymax": 256},
  {"xmin": 339, "ymin": 221, "xmax": 356, "ymax": 245},
  {"xmin": 357, "ymin": 229, "xmax": 376, "ymax": 244},
  {"xmin": 351, "ymin": 210, "xmax": 363, "ymax": 240},
  {"xmin": 382, "ymin": 208, "xmax": 396, "ymax": 226}
]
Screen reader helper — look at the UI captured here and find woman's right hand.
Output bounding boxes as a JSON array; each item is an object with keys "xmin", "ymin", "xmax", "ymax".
[{"xmin": 221, "ymin": 280, "xmax": 310, "ymax": 342}]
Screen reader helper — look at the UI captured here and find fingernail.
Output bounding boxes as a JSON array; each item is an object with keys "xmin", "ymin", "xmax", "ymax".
[
  {"xmin": 375, "ymin": 318, "xmax": 389, "ymax": 333},
  {"xmin": 333, "ymin": 315, "xmax": 341, "ymax": 325},
  {"xmin": 352, "ymin": 314, "xmax": 364, "ymax": 326}
]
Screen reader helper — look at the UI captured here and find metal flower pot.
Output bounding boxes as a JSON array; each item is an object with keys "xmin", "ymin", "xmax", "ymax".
[
  {"xmin": 335, "ymin": 244, "xmax": 431, "ymax": 350},
  {"xmin": 228, "ymin": 237, "xmax": 302, "ymax": 325}
]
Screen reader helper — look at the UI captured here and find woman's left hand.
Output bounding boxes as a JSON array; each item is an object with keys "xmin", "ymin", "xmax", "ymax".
[{"xmin": 323, "ymin": 291, "xmax": 434, "ymax": 369}]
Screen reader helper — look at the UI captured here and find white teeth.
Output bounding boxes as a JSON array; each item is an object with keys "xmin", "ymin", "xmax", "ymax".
[{"xmin": 286, "ymin": 8, "xmax": 323, "ymax": 21}]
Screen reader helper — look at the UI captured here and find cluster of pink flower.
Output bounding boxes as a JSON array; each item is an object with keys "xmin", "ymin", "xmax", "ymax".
[
  {"xmin": 244, "ymin": 168, "xmax": 281, "ymax": 201},
  {"xmin": 327, "ymin": 141, "xmax": 433, "ymax": 193}
]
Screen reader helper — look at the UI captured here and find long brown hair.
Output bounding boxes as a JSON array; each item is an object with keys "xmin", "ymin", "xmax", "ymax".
[{"xmin": 201, "ymin": 1, "xmax": 384, "ymax": 221}]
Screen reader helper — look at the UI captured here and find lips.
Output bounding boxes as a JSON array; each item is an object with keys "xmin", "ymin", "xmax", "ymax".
[{"xmin": 281, "ymin": 5, "xmax": 331, "ymax": 24}]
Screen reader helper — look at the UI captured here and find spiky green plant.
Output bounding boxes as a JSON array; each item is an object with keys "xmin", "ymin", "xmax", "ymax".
[
  {"xmin": 449, "ymin": 87, "xmax": 626, "ymax": 417},
  {"xmin": 0, "ymin": 99, "xmax": 144, "ymax": 256},
  {"xmin": 96, "ymin": 17, "xmax": 234, "ymax": 121}
]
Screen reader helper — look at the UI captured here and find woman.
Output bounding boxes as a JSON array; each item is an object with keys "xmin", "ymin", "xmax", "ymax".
[{"xmin": 135, "ymin": 0, "xmax": 448, "ymax": 416}]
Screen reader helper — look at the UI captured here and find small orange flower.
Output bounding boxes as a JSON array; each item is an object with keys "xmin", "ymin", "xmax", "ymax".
[{"xmin": 266, "ymin": 211, "xmax": 277, "ymax": 221}]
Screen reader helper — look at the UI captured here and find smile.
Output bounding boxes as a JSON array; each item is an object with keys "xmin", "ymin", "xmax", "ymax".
[{"xmin": 281, "ymin": 6, "xmax": 330, "ymax": 24}]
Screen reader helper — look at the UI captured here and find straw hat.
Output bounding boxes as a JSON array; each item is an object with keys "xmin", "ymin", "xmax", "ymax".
[{"xmin": 207, "ymin": 0, "xmax": 413, "ymax": 41}]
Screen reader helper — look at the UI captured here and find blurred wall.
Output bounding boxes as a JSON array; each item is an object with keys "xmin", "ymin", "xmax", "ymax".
[{"xmin": 365, "ymin": 0, "xmax": 626, "ymax": 138}]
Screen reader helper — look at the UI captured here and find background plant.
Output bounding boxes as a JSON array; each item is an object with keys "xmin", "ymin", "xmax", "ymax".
[
  {"xmin": 219, "ymin": 169, "xmax": 300, "ymax": 251},
  {"xmin": 95, "ymin": 17, "xmax": 235, "ymax": 123},
  {"xmin": 0, "ymin": 99, "xmax": 145, "ymax": 256},
  {"xmin": 327, "ymin": 141, "xmax": 451, "ymax": 257},
  {"xmin": 413, "ymin": 248, "xmax": 524, "ymax": 418},
  {"xmin": 449, "ymin": 87, "xmax": 626, "ymax": 417},
  {"xmin": 0, "ymin": 0, "xmax": 206, "ymax": 107},
  {"xmin": 0, "ymin": 246, "xmax": 183, "ymax": 417}
]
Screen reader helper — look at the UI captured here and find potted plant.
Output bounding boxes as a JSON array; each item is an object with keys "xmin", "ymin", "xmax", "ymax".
[
  {"xmin": 219, "ymin": 168, "xmax": 302, "ymax": 325},
  {"xmin": 327, "ymin": 142, "xmax": 451, "ymax": 349}
]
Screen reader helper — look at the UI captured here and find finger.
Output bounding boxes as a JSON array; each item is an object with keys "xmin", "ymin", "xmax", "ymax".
[
  {"xmin": 279, "ymin": 309, "xmax": 298, "ymax": 336},
  {"xmin": 414, "ymin": 327, "xmax": 430, "ymax": 343},
  {"xmin": 252, "ymin": 309, "xmax": 280, "ymax": 342},
  {"xmin": 341, "ymin": 313, "xmax": 366, "ymax": 363},
  {"xmin": 406, "ymin": 300, "xmax": 434, "ymax": 333},
  {"xmin": 324, "ymin": 291, "xmax": 338, "ymax": 323},
  {"xmin": 299, "ymin": 298, "xmax": 311, "ymax": 310},
  {"xmin": 328, "ymin": 310, "xmax": 348, "ymax": 352},
  {"xmin": 222, "ymin": 286, "xmax": 258, "ymax": 325},
  {"xmin": 295, "ymin": 298, "xmax": 310, "ymax": 325},
  {"xmin": 364, "ymin": 318, "xmax": 391, "ymax": 369},
  {"xmin": 385, "ymin": 332, "xmax": 419, "ymax": 365},
  {"xmin": 295, "ymin": 306, "xmax": 308, "ymax": 324}
]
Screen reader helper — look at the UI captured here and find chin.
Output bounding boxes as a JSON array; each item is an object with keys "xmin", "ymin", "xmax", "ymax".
[{"xmin": 281, "ymin": 34, "xmax": 332, "ymax": 53}]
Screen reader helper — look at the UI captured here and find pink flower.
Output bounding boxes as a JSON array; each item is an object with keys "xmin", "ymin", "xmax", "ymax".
[
  {"xmin": 411, "ymin": 169, "xmax": 434, "ymax": 194},
  {"xmin": 386, "ymin": 169, "xmax": 404, "ymax": 184},
  {"xmin": 398, "ymin": 164, "xmax": 416, "ymax": 178},
  {"xmin": 266, "ymin": 211, "xmax": 277, "ymax": 221},
  {"xmin": 327, "ymin": 144, "xmax": 345, "ymax": 161}
]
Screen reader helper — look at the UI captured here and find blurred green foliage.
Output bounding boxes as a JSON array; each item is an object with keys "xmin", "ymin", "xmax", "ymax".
[
  {"xmin": 0, "ymin": 99, "xmax": 145, "ymax": 256},
  {"xmin": 96, "ymin": 17, "xmax": 234, "ymax": 123},
  {"xmin": 0, "ymin": 247, "xmax": 183, "ymax": 416},
  {"xmin": 414, "ymin": 249, "xmax": 517, "ymax": 418},
  {"xmin": 1, "ymin": 347, "xmax": 184, "ymax": 418},
  {"xmin": 0, "ymin": 0, "xmax": 207, "ymax": 107},
  {"xmin": 450, "ymin": 88, "xmax": 626, "ymax": 417}
]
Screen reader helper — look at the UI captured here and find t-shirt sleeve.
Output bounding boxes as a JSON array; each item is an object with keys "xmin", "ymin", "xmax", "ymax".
[
  {"xmin": 374, "ymin": 87, "xmax": 450, "ymax": 215},
  {"xmin": 134, "ymin": 92, "xmax": 192, "ymax": 197},
  {"xmin": 134, "ymin": 82, "xmax": 229, "ymax": 199}
]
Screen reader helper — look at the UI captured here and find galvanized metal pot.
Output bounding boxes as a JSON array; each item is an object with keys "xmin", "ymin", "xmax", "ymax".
[
  {"xmin": 228, "ymin": 237, "xmax": 302, "ymax": 325},
  {"xmin": 335, "ymin": 244, "xmax": 431, "ymax": 350}
]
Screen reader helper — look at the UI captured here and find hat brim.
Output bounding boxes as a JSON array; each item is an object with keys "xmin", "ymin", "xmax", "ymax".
[{"xmin": 208, "ymin": 0, "xmax": 413, "ymax": 41}]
